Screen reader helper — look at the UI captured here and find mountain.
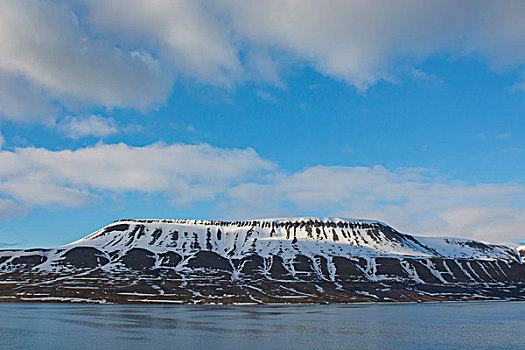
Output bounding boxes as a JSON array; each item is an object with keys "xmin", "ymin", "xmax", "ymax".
[{"xmin": 0, "ymin": 217, "xmax": 523, "ymax": 304}]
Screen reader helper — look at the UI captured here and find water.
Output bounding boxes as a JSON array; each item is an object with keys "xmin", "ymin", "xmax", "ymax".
[{"xmin": 0, "ymin": 302, "xmax": 523, "ymax": 349}]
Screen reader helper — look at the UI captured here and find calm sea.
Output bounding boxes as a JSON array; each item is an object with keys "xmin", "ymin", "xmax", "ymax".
[{"xmin": 0, "ymin": 301, "xmax": 523, "ymax": 349}]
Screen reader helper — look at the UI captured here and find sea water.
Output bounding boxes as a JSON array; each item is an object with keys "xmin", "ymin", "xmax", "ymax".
[{"xmin": 0, "ymin": 301, "xmax": 523, "ymax": 349}]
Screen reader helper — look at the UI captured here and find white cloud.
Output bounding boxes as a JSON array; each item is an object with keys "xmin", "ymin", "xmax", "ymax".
[
  {"xmin": 0, "ymin": 70, "xmax": 59, "ymax": 123},
  {"xmin": 0, "ymin": 180, "xmax": 93, "ymax": 207},
  {"xmin": 0, "ymin": 143, "xmax": 523, "ymax": 241},
  {"xmin": 0, "ymin": 198, "xmax": 27, "ymax": 221},
  {"xmin": 437, "ymin": 207, "xmax": 525, "ymax": 242},
  {"xmin": 227, "ymin": 166, "xmax": 525, "ymax": 241},
  {"xmin": 57, "ymin": 115, "xmax": 118, "ymax": 139},
  {"xmin": 0, "ymin": 0, "xmax": 172, "ymax": 121},
  {"xmin": 85, "ymin": 0, "xmax": 241, "ymax": 86},
  {"xmin": 3, "ymin": 1, "xmax": 525, "ymax": 121},
  {"xmin": 0, "ymin": 142, "xmax": 274, "ymax": 215},
  {"xmin": 218, "ymin": 0, "xmax": 525, "ymax": 89}
]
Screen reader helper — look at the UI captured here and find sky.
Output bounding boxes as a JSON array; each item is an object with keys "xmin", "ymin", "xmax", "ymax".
[{"xmin": 0, "ymin": 0, "xmax": 524, "ymax": 248}]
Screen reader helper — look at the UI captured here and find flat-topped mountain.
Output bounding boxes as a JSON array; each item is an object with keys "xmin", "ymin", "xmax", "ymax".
[{"xmin": 0, "ymin": 217, "xmax": 523, "ymax": 304}]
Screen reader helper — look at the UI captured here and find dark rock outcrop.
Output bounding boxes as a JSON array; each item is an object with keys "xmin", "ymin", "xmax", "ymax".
[
  {"xmin": 121, "ymin": 248, "xmax": 156, "ymax": 269},
  {"xmin": 187, "ymin": 251, "xmax": 233, "ymax": 271},
  {"xmin": 62, "ymin": 247, "xmax": 108, "ymax": 268}
]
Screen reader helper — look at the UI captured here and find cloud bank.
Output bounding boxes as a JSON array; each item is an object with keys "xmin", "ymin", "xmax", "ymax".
[
  {"xmin": 228, "ymin": 166, "xmax": 525, "ymax": 241},
  {"xmin": 0, "ymin": 143, "xmax": 524, "ymax": 241},
  {"xmin": 0, "ymin": 143, "xmax": 274, "ymax": 207},
  {"xmin": 2, "ymin": 0, "xmax": 525, "ymax": 121}
]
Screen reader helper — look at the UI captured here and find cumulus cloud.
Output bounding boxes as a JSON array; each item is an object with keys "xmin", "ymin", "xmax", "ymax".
[
  {"xmin": 436, "ymin": 207, "xmax": 525, "ymax": 242},
  {"xmin": 0, "ymin": 179, "xmax": 94, "ymax": 207},
  {"xmin": 85, "ymin": 0, "xmax": 525, "ymax": 90},
  {"xmin": 0, "ymin": 70, "xmax": 58, "ymax": 123},
  {"xmin": 0, "ymin": 0, "xmax": 172, "ymax": 121},
  {"xmin": 57, "ymin": 115, "xmax": 118, "ymax": 139},
  {"xmin": 220, "ymin": 0, "xmax": 525, "ymax": 89},
  {"xmin": 1, "ymin": 143, "xmax": 523, "ymax": 241},
  {"xmin": 0, "ymin": 142, "xmax": 274, "ymax": 214},
  {"xmin": 227, "ymin": 166, "xmax": 525, "ymax": 241},
  {"xmin": 85, "ymin": 0, "xmax": 241, "ymax": 85},
  {"xmin": 3, "ymin": 1, "xmax": 525, "ymax": 121}
]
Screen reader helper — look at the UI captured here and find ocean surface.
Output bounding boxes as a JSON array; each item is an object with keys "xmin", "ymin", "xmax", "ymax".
[{"xmin": 0, "ymin": 301, "xmax": 523, "ymax": 349}]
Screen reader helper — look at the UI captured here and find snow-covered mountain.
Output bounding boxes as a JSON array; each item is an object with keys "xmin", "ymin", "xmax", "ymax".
[{"xmin": 0, "ymin": 217, "xmax": 523, "ymax": 304}]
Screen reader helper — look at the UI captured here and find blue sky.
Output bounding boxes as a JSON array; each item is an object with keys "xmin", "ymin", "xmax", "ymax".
[{"xmin": 0, "ymin": 1, "xmax": 524, "ymax": 247}]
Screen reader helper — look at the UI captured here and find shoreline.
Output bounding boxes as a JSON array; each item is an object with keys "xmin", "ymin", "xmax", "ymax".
[{"xmin": 0, "ymin": 296, "xmax": 523, "ymax": 306}]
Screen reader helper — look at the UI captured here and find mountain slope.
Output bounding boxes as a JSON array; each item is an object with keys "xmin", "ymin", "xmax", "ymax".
[{"xmin": 0, "ymin": 217, "xmax": 523, "ymax": 304}]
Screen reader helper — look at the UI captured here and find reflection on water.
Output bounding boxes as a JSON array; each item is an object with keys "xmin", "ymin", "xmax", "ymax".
[{"xmin": 0, "ymin": 302, "xmax": 524, "ymax": 349}]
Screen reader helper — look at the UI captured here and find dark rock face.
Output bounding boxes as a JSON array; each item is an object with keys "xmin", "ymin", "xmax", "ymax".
[
  {"xmin": 103, "ymin": 224, "xmax": 129, "ymax": 233},
  {"xmin": 333, "ymin": 257, "xmax": 365, "ymax": 280},
  {"xmin": 443, "ymin": 259, "xmax": 471, "ymax": 282},
  {"xmin": 375, "ymin": 258, "xmax": 409, "ymax": 279},
  {"xmin": 405, "ymin": 259, "xmax": 441, "ymax": 284},
  {"xmin": 315, "ymin": 255, "xmax": 331, "ymax": 280},
  {"xmin": 293, "ymin": 254, "xmax": 314, "ymax": 272},
  {"xmin": 158, "ymin": 251, "xmax": 182, "ymax": 267},
  {"xmin": 269, "ymin": 255, "xmax": 292, "ymax": 279},
  {"xmin": 292, "ymin": 255, "xmax": 318, "ymax": 281},
  {"xmin": 235, "ymin": 254, "xmax": 265, "ymax": 275},
  {"xmin": 428, "ymin": 259, "xmax": 452, "ymax": 282},
  {"xmin": 121, "ymin": 248, "xmax": 156, "ymax": 269},
  {"xmin": 63, "ymin": 247, "xmax": 108, "ymax": 268},
  {"xmin": 187, "ymin": 251, "xmax": 233, "ymax": 271},
  {"xmin": 11, "ymin": 255, "xmax": 46, "ymax": 268},
  {"xmin": 500, "ymin": 261, "xmax": 525, "ymax": 283}
]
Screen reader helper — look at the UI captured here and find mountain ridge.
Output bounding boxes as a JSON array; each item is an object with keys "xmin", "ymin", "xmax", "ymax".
[{"xmin": 0, "ymin": 217, "xmax": 523, "ymax": 304}]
